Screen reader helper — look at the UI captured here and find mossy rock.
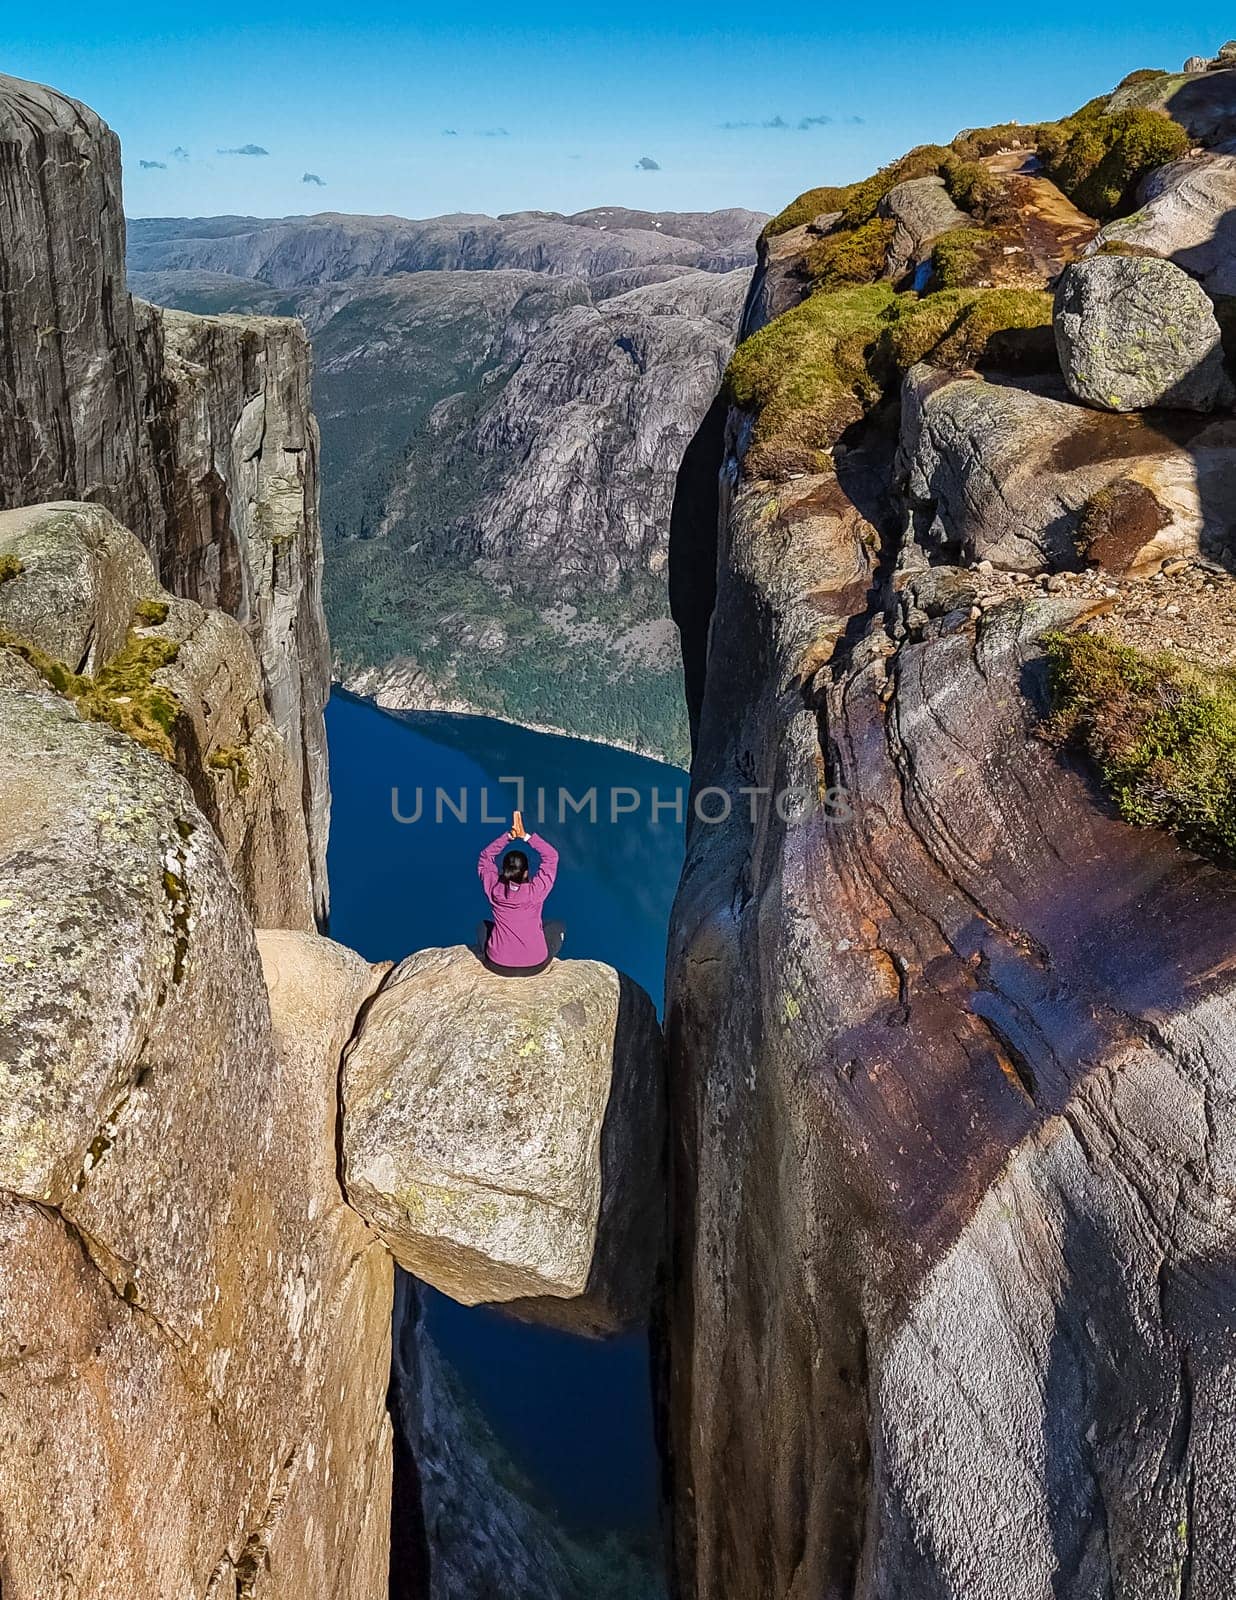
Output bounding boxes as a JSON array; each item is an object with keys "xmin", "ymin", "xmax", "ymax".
[
  {"xmin": 726, "ymin": 283, "xmax": 1055, "ymax": 478},
  {"xmin": 763, "ymin": 186, "xmax": 853, "ymax": 239},
  {"xmin": 804, "ymin": 217, "xmax": 897, "ymax": 290},
  {"xmin": 0, "ymin": 554, "xmax": 23, "ymax": 583},
  {"xmin": 882, "ymin": 287, "xmax": 1056, "ymax": 372},
  {"xmin": 725, "ymin": 283, "xmax": 902, "ymax": 476},
  {"xmin": 1037, "ymin": 102, "xmax": 1189, "ymax": 220},
  {"xmin": 1045, "ymin": 629, "xmax": 1236, "ymax": 865},
  {"xmin": 929, "ymin": 228, "xmax": 1005, "ymax": 289},
  {"xmin": 0, "ymin": 613, "xmax": 183, "ymax": 760}
]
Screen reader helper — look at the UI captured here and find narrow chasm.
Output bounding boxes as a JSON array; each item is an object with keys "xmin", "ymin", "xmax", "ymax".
[{"xmin": 326, "ymin": 690, "xmax": 687, "ymax": 1598}]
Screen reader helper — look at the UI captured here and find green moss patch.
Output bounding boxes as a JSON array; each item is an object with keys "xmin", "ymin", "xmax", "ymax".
[
  {"xmin": 134, "ymin": 597, "xmax": 170, "ymax": 625},
  {"xmin": 208, "ymin": 745, "xmax": 252, "ymax": 791},
  {"xmin": 804, "ymin": 217, "xmax": 897, "ymax": 290},
  {"xmin": 1045, "ymin": 629, "xmax": 1236, "ymax": 864},
  {"xmin": 882, "ymin": 287, "xmax": 1055, "ymax": 372},
  {"xmin": 929, "ymin": 228, "xmax": 1005, "ymax": 288},
  {"xmin": 725, "ymin": 284, "xmax": 901, "ymax": 476},
  {"xmin": 0, "ymin": 618, "xmax": 182, "ymax": 760},
  {"xmin": 763, "ymin": 185, "xmax": 853, "ymax": 238},
  {"xmin": 1037, "ymin": 100, "xmax": 1188, "ymax": 219},
  {"xmin": 0, "ymin": 554, "xmax": 22, "ymax": 583},
  {"xmin": 726, "ymin": 283, "xmax": 1055, "ymax": 477}
]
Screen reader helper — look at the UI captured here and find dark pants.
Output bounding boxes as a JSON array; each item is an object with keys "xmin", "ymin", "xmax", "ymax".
[{"xmin": 476, "ymin": 919, "xmax": 565, "ymax": 977}]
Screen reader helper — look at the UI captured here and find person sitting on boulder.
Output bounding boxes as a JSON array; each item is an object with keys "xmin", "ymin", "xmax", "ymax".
[{"xmin": 476, "ymin": 811, "xmax": 564, "ymax": 977}]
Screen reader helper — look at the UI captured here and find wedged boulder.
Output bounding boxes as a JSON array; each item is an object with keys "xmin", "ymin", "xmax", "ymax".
[
  {"xmin": 877, "ymin": 175, "xmax": 969, "ymax": 283},
  {"xmin": 341, "ymin": 944, "xmax": 665, "ymax": 1336},
  {"xmin": 1054, "ymin": 254, "xmax": 1233, "ymax": 412},
  {"xmin": 0, "ymin": 690, "xmax": 391, "ymax": 1599},
  {"xmin": 0, "ymin": 500, "xmax": 315, "ymax": 928},
  {"xmin": 1094, "ymin": 153, "xmax": 1236, "ymax": 294},
  {"xmin": 900, "ymin": 362, "xmax": 1236, "ymax": 573}
]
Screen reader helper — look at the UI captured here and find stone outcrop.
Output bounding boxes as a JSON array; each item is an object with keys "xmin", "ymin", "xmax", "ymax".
[
  {"xmin": 1054, "ymin": 254, "xmax": 1233, "ymax": 412},
  {"xmin": 878, "ymin": 175, "xmax": 970, "ymax": 284},
  {"xmin": 899, "ymin": 365, "xmax": 1236, "ymax": 575},
  {"xmin": 0, "ymin": 73, "xmax": 329, "ymax": 919},
  {"xmin": 667, "ymin": 60, "xmax": 1236, "ymax": 1600},
  {"xmin": 342, "ymin": 944, "xmax": 665, "ymax": 1336},
  {"xmin": 1094, "ymin": 153, "xmax": 1236, "ymax": 294},
  {"xmin": 0, "ymin": 689, "xmax": 391, "ymax": 1598},
  {"xmin": 0, "ymin": 500, "xmax": 316, "ymax": 929}
]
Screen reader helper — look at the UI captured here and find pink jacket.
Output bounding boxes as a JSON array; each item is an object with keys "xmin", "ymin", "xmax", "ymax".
[{"xmin": 478, "ymin": 832, "xmax": 559, "ymax": 968}]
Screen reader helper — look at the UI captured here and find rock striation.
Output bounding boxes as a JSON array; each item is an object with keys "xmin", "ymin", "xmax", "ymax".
[
  {"xmin": 667, "ymin": 54, "xmax": 1236, "ymax": 1600},
  {"xmin": 342, "ymin": 944, "xmax": 665, "ymax": 1336},
  {"xmin": 0, "ymin": 73, "xmax": 330, "ymax": 919}
]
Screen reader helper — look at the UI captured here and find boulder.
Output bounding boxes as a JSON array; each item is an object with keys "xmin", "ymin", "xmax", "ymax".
[
  {"xmin": 900, "ymin": 363, "xmax": 1236, "ymax": 573},
  {"xmin": 1093, "ymin": 153, "xmax": 1236, "ymax": 294},
  {"xmin": 341, "ymin": 944, "xmax": 665, "ymax": 1335},
  {"xmin": 877, "ymin": 175, "xmax": 969, "ymax": 283},
  {"xmin": 0, "ymin": 690, "xmax": 391, "ymax": 1599},
  {"xmin": 0, "ymin": 501, "xmax": 152, "ymax": 670},
  {"xmin": 0, "ymin": 500, "xmax": 317, "ymax": 929},
  {"xmin": 1054, "ymin": 255, "xmax": 1233, "ymax": 412}
]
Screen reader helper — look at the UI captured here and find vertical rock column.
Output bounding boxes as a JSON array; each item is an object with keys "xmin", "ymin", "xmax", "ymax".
[{"xmin": 0, "ymin": 72, "xmax": 331, "ymax": 920}]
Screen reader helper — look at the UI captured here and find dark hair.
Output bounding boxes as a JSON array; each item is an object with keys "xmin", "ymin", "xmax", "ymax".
[{"xmin": 500, "ymin": 849, "xmax": 530, "ymax": 886}]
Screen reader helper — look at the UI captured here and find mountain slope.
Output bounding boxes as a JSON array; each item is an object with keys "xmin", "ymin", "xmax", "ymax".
[{"xmin": 133, "ymin": 205, "xmax": 764, "ymax": 761}]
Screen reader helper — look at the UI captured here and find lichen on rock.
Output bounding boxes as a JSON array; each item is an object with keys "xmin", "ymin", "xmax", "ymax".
[{"xmin": 341, "ymin": 944, "xmax": 665, "ymax": 1336}]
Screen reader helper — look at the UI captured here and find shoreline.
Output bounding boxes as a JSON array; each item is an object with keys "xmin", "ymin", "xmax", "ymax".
[{"xmin": 333, "ymin": 674, "xmax": 688, "ymax": 772}]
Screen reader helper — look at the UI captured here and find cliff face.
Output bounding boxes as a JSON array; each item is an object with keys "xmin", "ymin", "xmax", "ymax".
[
  {"xmin": 0, "ymin": 74, "xmax": 330, "ymax": 918},
  {"xmin": 667, "ymin": 56, "xmax": 1236, "ymax": 1598},
  {"xmin": 0, "ymin": 692, "xmax": 392, "ymax": 1598}
]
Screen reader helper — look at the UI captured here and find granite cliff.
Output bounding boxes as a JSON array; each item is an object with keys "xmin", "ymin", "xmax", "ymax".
[
  {"xmin": 666, "ymin": 47, "xmax": 1236, "ymax": 1599},
  {"xmin": 132, "ymin": 208, "xmax": 763, "ymax": 763},
  {"xmin": 0, "ymin": 75, "xmax": 331, "ymax": 916}
]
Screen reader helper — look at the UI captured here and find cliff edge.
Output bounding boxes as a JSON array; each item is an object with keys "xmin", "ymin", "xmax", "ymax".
[{"xmin": 667, "ymin": 48, "xmax": 1236, "ymax": 1600}]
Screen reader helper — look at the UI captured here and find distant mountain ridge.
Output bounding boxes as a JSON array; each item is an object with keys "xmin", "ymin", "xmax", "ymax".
[
  {"xmin": 131, "ymin": 203, "xmax": 767, "ymax": 763},
  {"xmin": 128, "ymin": 205, "xmax": 767, "ymax": 286}
]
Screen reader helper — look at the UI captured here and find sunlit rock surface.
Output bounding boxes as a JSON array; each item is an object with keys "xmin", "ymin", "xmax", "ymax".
[
  {"xmin": 342, "ymin": 944, "xmax": 665, "ymax": 1335},
  {"xmin": 1054, "ymin": 254, "xmax": 1233, "ymax": 412},
  {"xmin": 0, "ymin": 694, "xmax": 391, "ymax": 1598},
  {"xmin": 0, "ymin": 501, "xmax": 316, "ymax": 929}
]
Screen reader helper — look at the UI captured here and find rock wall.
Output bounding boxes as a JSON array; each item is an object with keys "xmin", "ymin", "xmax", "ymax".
[
  {"xmin": 0, "ymin": 692, "xmax": 391, "ymax": 1597},
  {"xmin": 0, "ymin": 73, "xmax": 329, "ymax": 919},
  {"xmin": 666, "ymin": 57, "xmax": 1236, "ymax": 1600}
]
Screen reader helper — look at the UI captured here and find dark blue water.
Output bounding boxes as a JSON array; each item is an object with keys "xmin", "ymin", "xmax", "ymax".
[{"xmin": 325, "ymin": 689, "xmax": 687, "ymax": 1535}]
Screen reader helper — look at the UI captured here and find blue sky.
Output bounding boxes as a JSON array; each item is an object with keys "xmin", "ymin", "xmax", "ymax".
[{"xmin": 6, "ymin": 6, "xmax": 1233, "ymax": 219}]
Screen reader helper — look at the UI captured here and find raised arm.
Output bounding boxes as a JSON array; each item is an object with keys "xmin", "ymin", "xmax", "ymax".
[
  {"xmin": 477, "ymin": 832, "xmax": 509, "ymax": 896},
  {"xmin": 527, "ymin": 832, "xmax": 558, "ymax": 901}
]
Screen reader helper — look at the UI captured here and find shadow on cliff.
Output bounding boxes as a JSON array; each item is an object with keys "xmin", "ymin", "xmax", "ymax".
[
  {"xmin": 496, "ymin": 970, "xmax": 668, "ymax": 1340},
  {"xmin": 668, "ymin": 393, "xmax": 728, "ymax": 746}
]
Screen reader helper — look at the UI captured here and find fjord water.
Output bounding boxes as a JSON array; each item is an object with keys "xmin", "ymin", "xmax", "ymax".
[{"xmin": 325, "ymin": 689, "xmax": 687, "ymax": 1552}]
